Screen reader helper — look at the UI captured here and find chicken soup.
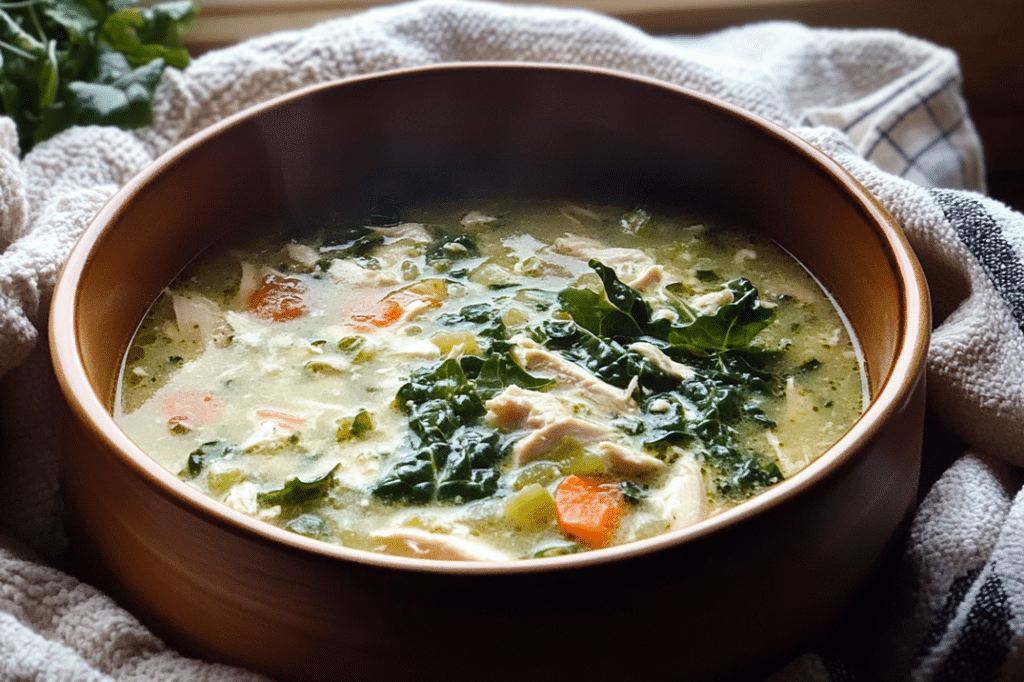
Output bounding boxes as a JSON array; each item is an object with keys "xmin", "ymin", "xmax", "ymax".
[{"xmin": 116, "ymin": 201, "xmax": 865, "ymax": 560}]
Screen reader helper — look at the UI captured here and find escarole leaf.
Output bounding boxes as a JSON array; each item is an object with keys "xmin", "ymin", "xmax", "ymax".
[{"xmin": 463, "ymin": 352, "xmax": 553, "ymax": 399}]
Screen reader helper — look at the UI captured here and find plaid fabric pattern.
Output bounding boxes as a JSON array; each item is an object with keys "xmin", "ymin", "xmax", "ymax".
[{"xmin": 803, "ymin": 59, "xmax": 984, "ymax": 191}]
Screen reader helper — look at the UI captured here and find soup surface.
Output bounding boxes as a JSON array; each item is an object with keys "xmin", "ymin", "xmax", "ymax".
[{"xmin": 116, "ymin": 201, "xmax": 864, "ymax": 560}]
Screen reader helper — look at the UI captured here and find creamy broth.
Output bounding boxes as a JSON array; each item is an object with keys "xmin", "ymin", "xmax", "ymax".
[{"xmin": 116, "ymin": 200, "xmax": 864, "ymax": 560}]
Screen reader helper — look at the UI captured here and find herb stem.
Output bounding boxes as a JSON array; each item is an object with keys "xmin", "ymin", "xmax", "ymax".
[
  {"xmin": 25, "ymin": 2, "xmax": 44, "ymax": 42},
  {"xmin": 0, "ymin": 36, "xmax": 34, "ymax": 59}
]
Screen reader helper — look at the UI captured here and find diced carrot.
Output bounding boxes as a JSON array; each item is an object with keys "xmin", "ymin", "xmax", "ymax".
[
  {"xmin": 553, "ymin": 474, "xmax": 625, "ymax": 548},
  {"xmin": 348, "ymin": 298, "xmax": 403, "ymax": 332},
  {"xmin": 248, "ymin": 273, "xmax": 310, "ymax": 322},
  {"xmin": 161, "ymin": 391, "xmax": 221, "ymax": 433},
  {"xmin": 256, "ymin": 408, "xmax": 305, "ymax": 431}
]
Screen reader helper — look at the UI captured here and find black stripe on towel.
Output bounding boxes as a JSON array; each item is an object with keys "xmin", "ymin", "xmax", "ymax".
[
  {"xmin": 932, "ymin": 189, "xmax": 1024, "ymax": 335},
  {"xmin": 933, "ymin": 572, "xmax": 1013, "ymax": 682},
  {"xmin": 919, "ymin": 569, "xmax": 980, "ymax": 658}
]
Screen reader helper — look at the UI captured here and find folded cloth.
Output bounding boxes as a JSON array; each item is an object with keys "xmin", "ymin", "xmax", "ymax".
[{"xmin": 0, "ymin": 1, "xmax": 1020, "ymax": 680}]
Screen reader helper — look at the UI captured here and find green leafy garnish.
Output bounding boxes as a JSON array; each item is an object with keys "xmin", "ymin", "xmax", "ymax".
[
  {"xmin": 0, "ymin": 0, "xmax": 196, "ymax": 154},
  {"xmin": 257, "ymin": 465, "xmax": 339, "ymax": 517}
]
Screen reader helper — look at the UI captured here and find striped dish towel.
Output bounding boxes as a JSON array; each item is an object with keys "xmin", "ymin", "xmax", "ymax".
[{"xmin": 0, "ymin": 1, "xmax": 1020, "ymax": 680}]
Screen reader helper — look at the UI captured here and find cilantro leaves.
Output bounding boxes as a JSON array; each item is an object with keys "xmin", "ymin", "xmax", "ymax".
[{"xmin": 0, "ymin": 0, "xmax": 196, "ymax": 153}]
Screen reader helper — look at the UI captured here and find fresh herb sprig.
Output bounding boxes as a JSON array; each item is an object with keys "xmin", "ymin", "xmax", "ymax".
[{"xmin": 0, "ymin": 0, "xmax": 196, "ymax": 154}]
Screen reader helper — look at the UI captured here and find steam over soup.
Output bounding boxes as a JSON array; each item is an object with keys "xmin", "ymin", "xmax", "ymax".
[{"xmin": 116, "ymin": 201, "xmax": 865, "ymax": 560}]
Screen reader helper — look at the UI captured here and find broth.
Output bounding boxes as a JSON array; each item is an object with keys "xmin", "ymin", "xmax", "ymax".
[{"xmin": 116, "ymin": 200, "xmax": 864, "ymax": 560}]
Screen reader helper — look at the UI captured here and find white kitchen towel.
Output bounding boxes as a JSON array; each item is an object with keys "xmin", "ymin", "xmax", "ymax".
[{"xmin": 0, "ymin": 1, "xmax": 1020, "ymax": 680}]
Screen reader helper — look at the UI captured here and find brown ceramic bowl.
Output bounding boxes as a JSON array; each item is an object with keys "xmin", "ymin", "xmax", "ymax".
[{"xmin": 50, "ymin": 63, "xmax": 929, "ymax": 682}]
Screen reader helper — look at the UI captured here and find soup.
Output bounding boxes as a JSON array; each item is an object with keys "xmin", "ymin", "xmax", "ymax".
[{"xmin": 115, "ymin": 200, "xmax": 864, "ymax": 560}]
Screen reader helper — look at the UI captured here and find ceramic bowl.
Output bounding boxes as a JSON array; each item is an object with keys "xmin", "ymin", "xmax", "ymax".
[{"xmin": 50, "ymin": 63, "xmax": 929, "ymax": 682}]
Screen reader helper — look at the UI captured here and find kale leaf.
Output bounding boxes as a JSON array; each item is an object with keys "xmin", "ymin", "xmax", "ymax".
[
  {"xmin": 181, "ymin": 439, "xmax": 239, "ymax": 479},
  {"xmin": 373, "ymin": 347, "xmax": 549, "ymax": 504},
  {"xmin": 553, "ymin": 259, "xmax": 785, "ymax": 499},
  {"xmin": 575, "ymin": 259, "xmax": 776, "ymax": 354},
  {"xmin": 257, "ymin": 465, "xmax": 340, "ymax": 518}
]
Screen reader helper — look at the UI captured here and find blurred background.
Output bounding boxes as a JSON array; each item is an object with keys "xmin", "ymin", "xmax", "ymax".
[{"xmin": 175, "ymin": 0, "xmax": 1023, "ymax": 213}]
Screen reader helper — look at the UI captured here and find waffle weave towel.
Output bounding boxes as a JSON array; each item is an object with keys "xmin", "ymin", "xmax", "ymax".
[{"xmin": 1, "ymin": 1, "xmax": 1021, "ymax": 680}]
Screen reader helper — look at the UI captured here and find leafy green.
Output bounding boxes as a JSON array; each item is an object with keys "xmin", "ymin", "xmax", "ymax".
[
  {"xmin": 181, "ymin": 439, "xmax": 238, "ymax": 478},
  {"xmin": 664, "ymin": 278, "xmax": 777, "ymax": 353},
  {"xmin": 426, "ymin": 234, "xmax": 478, "ymax": 265},
  {"xmin": 374, "ymin": 256, "xmax": 788, "ymax": 508},
  {"xmin": 0, "ymin": 0, "xmax": 196, "ymax": 154},
  {"xmin": 372, "ymin": 345, "xmax": 552, "ymax": 504},
  {"xmin": 438, "ymin": 303, "xmax": 508, "ymax": 345},
  {"xmin": 373, "ymin": 359, "xmax": 498, "ymax": 503},
  {"xmin": 257, "ymin": 465, "xmax": 339, "ymax": 517},
  {"xmin": 463, "ymin": 352, "xmax": 554, "ymax": 399},
  {"xmin": 371, "ymin": 428, "xmax": 504, "ymax": 504},
  {"xmin": 553, "ymin": 259, "xmax": 785, "ymax": 500}
]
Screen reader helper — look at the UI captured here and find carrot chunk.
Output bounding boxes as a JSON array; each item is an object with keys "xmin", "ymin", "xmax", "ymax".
[
  {"xmin": 248, "ymin": 274, "xmax": 309, "ymax": 322},
  {"xmin": 161, "ymin": 391, "xmax": 221, "ymax": 433},
  {"xmin": 348, "ymin": 299, "xmax": 403, "ymax": 331},
  {"xmin": 554, "ymin": 474, "xmax": 625, "ymax": 548}
]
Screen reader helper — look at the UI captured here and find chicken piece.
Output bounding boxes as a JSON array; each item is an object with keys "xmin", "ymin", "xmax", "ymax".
[
  {"xmin": 627, "ymin": 264, "xmax": 665, "ymax": 292},
  {"xmin": 172, "ymin": 294, "xmax": 232, "ymax": 348},
  {"xmin": 483, "ymin": 385, "xmax": 568, "ymax": 431},
  {"xmin": 327, "ymin": 258, "xmax": 403, "ymax": 288},
  {"xmin": 515, "ymin": 346, "xmax": 637, "ymax": 414},
  {"xmin": 376, "ymin": 222, "xmax": 431, "ymax": 242},
  {"xmin": 511, "ymin": 417, "xmax": 613, "ymax": 467},
  {"xmin": 553, "ymin": 233, "xmax": 656, "ymax": 280},
  {"xmin": 283, "ymin": 242, "xmax": 320, "ymax": 268},
  {"xmin": 627, "ymin": 341, "xmax": 695, "ymax": 380},
  {"xmin": 596, "ymin": 441, "xmax": 666, "ymax": 478},
  {"xmin": 223, "ymin": 481, "xmax": 259, "ymax": 516},
  {"xmin": 691, "ymin": 288, "xmax": 734, "ymax": 316},
  {"xmin": 372, "ymin": 527, "xmax": 509, "ymax": 561},
  {"xmin": 650, "ymin": 460, "xmax": 707, "ymax": 531},
  {"xmin": 459, "ymin": 211, "xmax": 498, "ymax": 228}
]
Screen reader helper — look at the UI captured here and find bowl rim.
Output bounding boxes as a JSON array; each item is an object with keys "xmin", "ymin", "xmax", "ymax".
[{"xmin": 49, "ymin": 61, "xmax": 931, "ymax": 575}]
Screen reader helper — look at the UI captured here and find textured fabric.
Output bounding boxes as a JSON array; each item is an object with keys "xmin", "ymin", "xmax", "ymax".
[{"xmin": 0, "ymin": 1, "xmax": 1020, "ymax": 680}]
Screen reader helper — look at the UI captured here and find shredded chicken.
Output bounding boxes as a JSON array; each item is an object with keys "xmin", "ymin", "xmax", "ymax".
[
  {"xmin": 650, "ymin": 459, "xmax": 707, "ymax": 531},
  {"xmin": 328, "ymin": 258, "xmax": 403, "ymax": 288},
  {"xmin": 514, "ymin": 346, "xmax": 638, "ymax": 414},
  {"xmin": 627, "ymin": 341, "xmax": 695, "ymax": 380},
  {"xmin": 627, "ymin": 264, "xmax": 665, "ymax": 291},
  {"xmin": 375, "ymin": 222, "xmax": 431, "ymax": 242},
  {"xmin": 510, "ymin": 417, "xmax": 613, "ymax": 467},
  {"xmin": 596, "ymin": 441, "xmax": 666, "ymax": 478},
  {"xmin": 172, "ymin": 294, "xmax": 232, "ymax": 348},
  {"xmin": 552, "ymin": 233, "xmax": 656, "ymax": 280},
  {"xmin": 484, "ymin": 385, "xmax": 567, "ymax": 431},
  {"xmin": 691, "ymin": 288, "xmax": 734, "ymax": 316},
  {"xmin": 283, "ymin": 243, "xmax": 319, "ymax": 268},
  {"xmin": 371, "ymin": 527, "xmax": 509, "ymax": 561}
]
